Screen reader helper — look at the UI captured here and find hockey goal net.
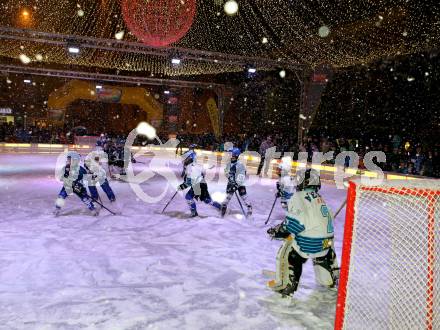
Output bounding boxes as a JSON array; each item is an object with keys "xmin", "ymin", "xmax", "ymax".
[{"xmin": 335, "ymin": 179, "xmax": 440, "ymax": 330}]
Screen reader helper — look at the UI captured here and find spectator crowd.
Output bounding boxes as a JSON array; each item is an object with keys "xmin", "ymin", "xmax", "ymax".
[{"xmin": 1, "ymin": 121, "xmax": 439, "ymax": 178}]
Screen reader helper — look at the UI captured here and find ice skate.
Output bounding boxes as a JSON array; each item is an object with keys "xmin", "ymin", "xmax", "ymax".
[
  {"xmin": 90, "ymin": 208, "xmax": 100, "ymax": 216},
  {"xmin": 221, "ymin": 204, "xmax": 227, "ymax": 217},
  {"xmin": 246, "ymin": 205, "xmax": 253, "ymax": 217}
]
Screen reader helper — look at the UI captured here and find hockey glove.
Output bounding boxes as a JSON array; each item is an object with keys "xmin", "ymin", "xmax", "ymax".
[
  {"xmin": 267, "ymin": 223, "xmax": 291, "ymax": 240},
  {"xmin": 276, "ymin": 182, "xmax": 283, "ymax": 198},
  {"xmin": 73, "ymin": 182, "xmax": 85, "ymax": 194},
  {"xmin": 178, "ymin": 183, "xmax": 187, "ymax": 191},
  {"xmin": 226, "ymin": 183, "xmax": 239, "ymax": 194}
]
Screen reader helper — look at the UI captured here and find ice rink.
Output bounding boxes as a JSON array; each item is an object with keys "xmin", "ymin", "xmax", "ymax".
[{"xmin": 0, "ymin": 152, "xmax": 347, "ymax": 330}]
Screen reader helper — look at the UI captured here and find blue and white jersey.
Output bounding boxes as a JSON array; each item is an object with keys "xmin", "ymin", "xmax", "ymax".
[
  {"xmin": 60, "ymin": 164, "xmax": 88, "ymax": 194},
  {"xmin": 224, "ymin": 161, "xmax": 247, "ymax": 186},
  {"xmin": 182, "ymin": 163, "xmax": 205, "ymax": 188},
  {"xmin": 282, "ymin": 189, "xmax": 334, "ymax": 258},
  {"xmin": 85, "ymin": 149, "xmax": 108, "ymax": 184}
]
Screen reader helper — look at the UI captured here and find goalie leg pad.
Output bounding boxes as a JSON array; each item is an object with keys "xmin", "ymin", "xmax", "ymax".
[
  {"xmin": 268, "ymin": 237, "xmax": 306, "ymax": 296},
  {"xmin": 313, "ymin": 248, "xmax": 339, "ymax": 287}
]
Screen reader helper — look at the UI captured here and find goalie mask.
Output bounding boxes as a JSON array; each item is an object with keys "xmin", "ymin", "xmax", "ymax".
[{"xmin": 296, "ymin": 168, "xmax": 321, "ymax": 191}]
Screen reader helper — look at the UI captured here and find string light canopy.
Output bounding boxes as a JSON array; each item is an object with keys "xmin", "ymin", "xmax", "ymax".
[{"xmin": 0, "ymin": 0, "xmax": 438, "ymax": 75}]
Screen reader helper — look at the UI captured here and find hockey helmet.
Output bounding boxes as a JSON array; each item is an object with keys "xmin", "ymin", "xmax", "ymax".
[
  {"xmin": 277, "ymin": 157, "xmax": 292, "ymax": 176},
  {"xmin": 182, "ymin": 150, "xmax": 196, "ymax": 165},
  {"xmin": 66, "ymin": 151, "xmax": 81, "ymax": 161},
  {"xmin": 296, "ymin": 168, "xmax": 321, "ymax": 191},
  {"xmin": 189, "ymin": 144, "xmax": 197, "ymax": 150},
  {"xmin": 231, "ymin": 147, "xmax": 241, "ymax": 162}
]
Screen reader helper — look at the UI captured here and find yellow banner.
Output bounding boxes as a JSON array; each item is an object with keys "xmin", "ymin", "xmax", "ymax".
[{"xmin": 206, "ymin": 97, "xmax": 220, "ymax": 138}]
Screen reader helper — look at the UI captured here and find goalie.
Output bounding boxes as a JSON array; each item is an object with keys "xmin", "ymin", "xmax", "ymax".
[{"xmin": 267, "ymin": 168, "xmax": 339, "ymax": 297}]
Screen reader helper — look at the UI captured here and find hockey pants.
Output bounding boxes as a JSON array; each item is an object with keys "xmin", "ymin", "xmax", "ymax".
[
  {"xmin": 58, "ymin": 186, "xmax": 95, "ymax": 211},
  {"xmin": 88, "ymin": 179, "xmax": 116, "ymax": 202},
  {"xmin": 223, "ymin": 184, "xmax": 251, "ymax": 209},
  {"xmin": 185, "ymin": 185, "xmax": 221, "ymax": 213}
]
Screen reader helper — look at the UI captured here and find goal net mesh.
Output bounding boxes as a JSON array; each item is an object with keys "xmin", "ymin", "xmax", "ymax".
[{"xmin": 336, "ymin": 179, "xmax": 440, "ymax": 330}]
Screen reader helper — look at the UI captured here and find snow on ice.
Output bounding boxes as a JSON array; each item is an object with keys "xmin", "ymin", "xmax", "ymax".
[{"xmin": 0, "ymin": 153, "xmax": 347, "ymax": 329}]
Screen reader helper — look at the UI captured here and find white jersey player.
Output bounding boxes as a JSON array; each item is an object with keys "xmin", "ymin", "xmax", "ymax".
[
  {"xmin": 84, "ymin": 145, "xmax": 117, "ymax": 205},
  {"xmin": 267, "ymin": 168, "xmax": 339, "ymax": 296},
  {"xmin": 178, "ymin": 150, "xmax": 221, "ymax": 217},
  {"xmin": 275, "ymin": 158, "xmax": 295, "ymax": 210}
]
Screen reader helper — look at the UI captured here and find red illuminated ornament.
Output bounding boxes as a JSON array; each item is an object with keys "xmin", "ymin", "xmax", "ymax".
[{"xmin": 121, "ymin": 0, "xmax": 196, "ymax": 47}]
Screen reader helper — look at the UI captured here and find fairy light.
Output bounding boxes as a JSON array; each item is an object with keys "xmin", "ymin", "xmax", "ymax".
[
  {"xmin": 0, "ymin": 1, "xmax": 436, "ymax": 72},
  {"xmin": 19, "ymin": 54, "xmax": 31, "ymax": 64},
  {"xmin": 115, "ymin": 31, "xmax": 125, "ymax": 40},
  {"xmin": 21, "ymin": 9, "xmax": 30, "ymax": 18}
]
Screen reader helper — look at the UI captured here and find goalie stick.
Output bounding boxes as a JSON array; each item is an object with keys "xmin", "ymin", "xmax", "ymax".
[{"xmin": 333, "ymin": 199, "xmax": 347, "ymax": 219}]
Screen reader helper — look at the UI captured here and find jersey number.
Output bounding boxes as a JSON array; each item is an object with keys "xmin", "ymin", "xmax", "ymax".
[{"xmin": 321, "ymin": 205, "xmax": 334, "ymax": 234}]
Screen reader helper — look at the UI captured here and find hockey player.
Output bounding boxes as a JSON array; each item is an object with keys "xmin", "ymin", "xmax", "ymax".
[
  {"xmin": 84, "ymin": 146, "xmax": 117, "ymax": 205},
  {"xmin": 221, "ymin": 147, "xmax": 252, "ymax": 217},
  {"xmin": 267, "ymin": 168, "xmax": 339, "ymax": 296},
  {"xmin": 108, "ymin": 139, "xmax": 127, "ymax": 178},
  {"xmin": 275, "ymin": 158, "xmax": 295, "ymax": 210},
  {"xmin": 177, "ymin": 150, "xmax": 221, "ymax": 217},
  {"xmin": 54, "ymin": 151, "xmax": 98, "ymax": 216}
]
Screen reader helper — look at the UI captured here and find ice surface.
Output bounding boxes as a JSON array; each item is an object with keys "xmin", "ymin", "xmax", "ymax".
[{"xmin": 0, "ymin": 153, "xmax": 347, "ymax": 330}]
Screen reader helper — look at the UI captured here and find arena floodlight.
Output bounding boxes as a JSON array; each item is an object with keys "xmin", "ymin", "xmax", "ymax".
[{"xmin": 68, "ymin": 46, "xmax": 80, "ymax": 54}]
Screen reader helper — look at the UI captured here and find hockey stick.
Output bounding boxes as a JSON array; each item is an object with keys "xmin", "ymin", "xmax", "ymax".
[
  {"xmin": 86, "ymin": 193, "xmax": 116, "ymax": 215},
  {"xmin": 331, "ymin": 181, "xmax": 349, "ymax": 220},
  {"xmin": 235, "ymin": 191, "xmax": 247, "ymax": 218},
  {"xmin": 333, "ymin": 199, "xmax": 347, "ymax": 219},
  {"xmin": 265, "ymin": 196, "xmax": 279, "ymax": 225},
  {"xmin": 162, "ymin": 191, "xmax": 179, "ymax": 213}
]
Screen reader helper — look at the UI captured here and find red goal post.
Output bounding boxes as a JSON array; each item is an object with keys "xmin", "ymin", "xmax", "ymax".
[{"xmin": 335, "ymin": 179, "xmax": 440, "ymax": 330}]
